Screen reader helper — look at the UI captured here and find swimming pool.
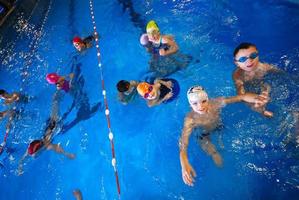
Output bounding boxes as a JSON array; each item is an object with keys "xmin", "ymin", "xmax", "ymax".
[{"xmin": 0, "ymin": 0, "xmax": 299, "ymax": 199}]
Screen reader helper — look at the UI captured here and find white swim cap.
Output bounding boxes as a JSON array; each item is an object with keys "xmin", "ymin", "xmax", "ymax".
[{"xmin": 187, "ymin": 85, "xmax": 208, "ymax": 103}]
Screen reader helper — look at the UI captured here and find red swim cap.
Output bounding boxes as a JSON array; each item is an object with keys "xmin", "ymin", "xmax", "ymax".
[
  {"xmin": 73, "ymin": 37, "xmax": 82, "ymax": 44},
  {"xmin": 28, "ymin": 140, "xmax": 43, "ymax": 155},
  {"xmin": 46, "ymin": 73, "xmax": 60, "ymax": 84}
]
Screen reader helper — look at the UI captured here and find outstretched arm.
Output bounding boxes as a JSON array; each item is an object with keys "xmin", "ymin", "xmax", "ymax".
[
  {"xmin": 222, "ymin": 92, "xmax": 269, "ymax": 106},
  {"xmin": 179, "ymin": 116, "xmax": 197, "ymax": 186},
  {"xmin": 46, "ymin": 143, "xmax": 75, "ymax": 159}
]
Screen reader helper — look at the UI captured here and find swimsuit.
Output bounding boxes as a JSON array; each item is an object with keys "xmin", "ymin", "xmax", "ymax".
[
  {"xmin": 159, "ymin": 78, "xmax": 180, "ymax": 103},
  {"xmin": 150, "ymin": 37, "xmax": 169, "ymax": 55},
  {"xmin": 61, "ymin": 80, "xmax": 70, "ymax": 92}
]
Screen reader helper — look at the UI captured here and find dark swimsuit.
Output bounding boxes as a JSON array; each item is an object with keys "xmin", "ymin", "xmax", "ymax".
[
  {"xmin": 158, "ymin": 78, "xmax": 180, "ymax": 103},
  {"xmin": 83, "ymin": 35, "xmax": 94, "ymax": 45},
  {"xmin": 150, "ymin": 37, "xmax": 169, "ymax": 55}
]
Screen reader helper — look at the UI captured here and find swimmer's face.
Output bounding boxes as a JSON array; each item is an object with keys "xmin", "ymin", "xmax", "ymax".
[
  {"xmin": 73, "ymin": 42, "xmax": 84, "ymax": 51},
  {"xmin": 190, "ymin": 98, "xmax": 209, "ymax": 114},
  {"xmin": 148, "ymin": 30, "xmax": 160, "ymax": 42},
  {"xmin": 234, "ymin": 46, "xmax": 259, "ymax": 72},
  {"xmin": 145, "ymin": 87, "xmax": 157, "ymax": 100}
]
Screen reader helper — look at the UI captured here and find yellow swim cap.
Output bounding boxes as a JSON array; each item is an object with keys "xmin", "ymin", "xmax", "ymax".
[
  {"xmin": 137, "ymin": 82, "xmax": 152, "ymax": 97},
  {"xmin": 146, "ymin": 20, "xmax": 159, "ymax": 33}
]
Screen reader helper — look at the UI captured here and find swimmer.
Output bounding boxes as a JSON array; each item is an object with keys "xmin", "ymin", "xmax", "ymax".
[
  {"xmin": 0, "ymin": 89, "xmax": 20, "ymax": 105},
  {"xmin": 137, "ymin": 78, "xmax": 180, "ymax": 107},
  {"xmin": 140, "ymin": 21, "xmax": 192, "ymax": 78},
  {"xmin": 73, "ymin": 189, "xmax": 83, "ymax": 200},
  {"xmin": 73, "ymin": 35, "xmax": 96, "ymax": 52},
  {"xmin": 179, "ymin": 85, "xmax": 269, "ymax": 186},
  {"xmin": 140, "ymin": 20, "xmax": 178, "ymax": 56},
  {"xmin": 46, "ymin": 72, "xmax": 74, "ymax": 92},
  {"xmin": 233, "ymin": 42, "xmax": 280, "ymax": 117},
  {"xmin": 116, "ymin": 80, "xmax": 139, "ymax": 105},
  {"xmin": 18, "ymin": 92, "xmax": 75, "ymax": 175},
  {"xmin": 0, "ymin": 109, "xmax": 15, "ymax": 154}
]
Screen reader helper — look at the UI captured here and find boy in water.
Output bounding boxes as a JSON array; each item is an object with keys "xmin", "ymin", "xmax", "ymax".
[
  {"xmin": 18, "ymin": 91, "xmax": 75, "ymax": 175},
  {"xmin": 233, "ymin": 42, "xmax": 279, "ymax": 117},
  {"xmin": 179, "ymin": 86, "xmax": 268, "ymax": 186},
  {"xmin": 116, "ymin": 80, "xmax": 139, "ymax": 105},
  {"xmin": 0, "ymin": 89, "xmax": 20, "ymax": 105}
]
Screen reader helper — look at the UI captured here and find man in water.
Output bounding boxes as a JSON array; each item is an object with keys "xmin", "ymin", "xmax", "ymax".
[
  {"xmin": 179, "ymin": 85, "xmax": 269, "ymax": 186},
  {"xmin": 232, "ymin": 42, "xmax": 280, "ymax": 117},
  {"xmin": 18, "ymin": 91, "xmax": 75, "ymax": 175}
]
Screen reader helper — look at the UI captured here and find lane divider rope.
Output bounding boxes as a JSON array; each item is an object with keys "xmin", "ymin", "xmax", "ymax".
[{"xmin": 88, "ymin": 0, "xmax": 121, "ymax": 197}]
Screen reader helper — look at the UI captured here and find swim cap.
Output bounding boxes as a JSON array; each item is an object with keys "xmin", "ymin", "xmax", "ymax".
[
  {"xmin": 187, "ymin": 85, "xmax": 209, "ymax": 103},
  {"xmin": 137, "ymin": 82, "xmax": 152, "ymax": 96},
  {"xmin": 146, "ymin": 20, "xmax": 159, "ymax": 33},
  {"xmin": 73, "ymin": 37, "xmax": 82, "ymax": 44},
  {"xmin": 28, "ymin": 140, "xmax": 43, "ymax": 155},
  {"xmin": 140, "ymin": 34, "xmax": 149, "ymax": 45},
  {"xmin": 46, "ymin": 73, "xmax": 60, "ymax": 84}
]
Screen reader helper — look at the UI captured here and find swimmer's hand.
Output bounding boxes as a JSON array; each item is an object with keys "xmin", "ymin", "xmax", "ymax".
[
  {"xmin": 241, "ymin": 93, "xmax": 269, "ymax": 106},
  {"xmin": 181, "ymin": 160, "xmax": 197, "ymax": 186},
  {"xmin": 159, "ymin": 48, "xmax": 167, "ymax": 56},
  {"xmin": 165, "ymin": 92, "xmax": 173, "ymax": 100}
]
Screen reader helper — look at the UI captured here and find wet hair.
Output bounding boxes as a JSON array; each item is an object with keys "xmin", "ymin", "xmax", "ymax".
[
  {"xmin": 117, "ymin": 80, "xmax": 130, "ymax": 92},
  {"xmin": 0, "ymin": 89, "xmax": 6, "ymax": 95},
  {"xmin": 233, "ymin": 42, "xmax": 257, "ymax": 57}
]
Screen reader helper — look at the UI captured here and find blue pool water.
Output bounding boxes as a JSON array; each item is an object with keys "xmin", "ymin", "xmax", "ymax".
[{"xmin": 0, "ymin": 0, "xmax": 299, "ymax": 199}]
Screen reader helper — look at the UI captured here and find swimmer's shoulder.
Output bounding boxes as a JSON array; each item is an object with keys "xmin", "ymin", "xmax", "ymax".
[{"xmin": 233, "ymin": 68, "xmax": 243, "ymax": 80}]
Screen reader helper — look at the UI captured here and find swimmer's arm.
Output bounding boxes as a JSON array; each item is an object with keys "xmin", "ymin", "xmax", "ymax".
[
  {"xmin": 47, "ymin": 143, "xmax": 75, "ymax": 159},
  {"xmin": 223, "ymin": 93, "xmax": 268, "ymax": 105},
  {"xmin": 155, "ymin": 79, "xmax": 172, "ymax": 89},
  {"xmin": 18, "ymin": 152, "xmax": 28, "ymax": 175},
  {"xmin": 161, "ymin": 36, "xmax": 178, "ymax": 56},
  {"xmin": 179, "ymin": 117, "xmax": 197, "ymax": 186},
  {"xmin": 130, "ymin": 80, "xmax": 139, "ymax": 87},
  {"xmin": 147, "ymin": 98, "xmax": 160, "ymax": 107},
  {"xmin": 233, "ymin": 70, "xmax": 245, "ymax": 95},
  {"xmin": 4, "ymin": 93, "xmax": 20, "ymax": 104},
  {"xmin": 265, "ymin": 63, "xmax": 281, "ymax": 73},
  {"xmin": 179, "ymin": 117, "xmax": 193, "ymax": 153}
]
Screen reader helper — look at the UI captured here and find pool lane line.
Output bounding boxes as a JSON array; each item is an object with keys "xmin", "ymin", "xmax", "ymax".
[{"xmin": 89, "ymin": 0, "xmax": 121, "ymax": 198}]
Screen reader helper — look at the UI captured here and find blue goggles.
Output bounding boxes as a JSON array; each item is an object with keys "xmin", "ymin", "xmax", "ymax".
[{"xmin": 235, "ymin": 52, "xmax": 258, "ymax": 63}]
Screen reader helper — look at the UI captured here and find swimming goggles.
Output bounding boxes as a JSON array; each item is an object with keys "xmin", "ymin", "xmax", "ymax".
[
  {"xmin": 144, "ymin": 85, "xmax": 153, "ymax": 99},
  {"xmin": 235, "ymin": 52, "xmax": 258, "ymax": 63}
]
